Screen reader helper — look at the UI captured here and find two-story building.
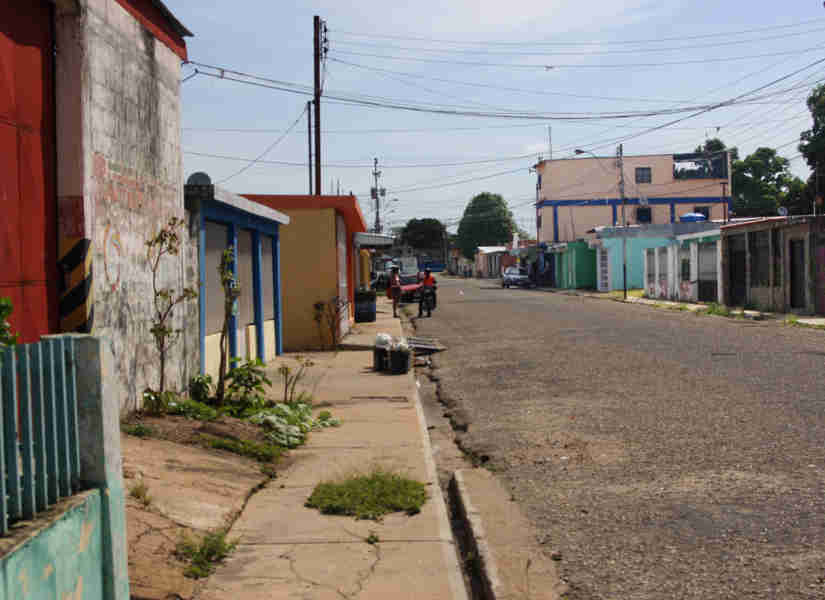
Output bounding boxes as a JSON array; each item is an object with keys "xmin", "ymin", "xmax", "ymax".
[{"xmin": 535, "ymin": 151, "xmax": 732, "ymax": 243}]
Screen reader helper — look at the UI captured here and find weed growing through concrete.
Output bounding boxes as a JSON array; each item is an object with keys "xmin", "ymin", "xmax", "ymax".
[
  {"xmin": 305, "ymin": 468, "xmax": 427, "ymax": 520},
  {"xmin": 175, "ymin": 529, "xmax": 237, "ymax": 579},
  {"xmin": 786, "ymin": 315, "xmax": 800, "ymax": 326},
  {"xmin": 198, "ymin": 434, "xmax": 283, "ymax": 463},
  {"xmin": 366, "ymin": 532, "xmax": 380, "ymax": 545},
  {"xmin": 704, "ymin": 303, "xmax": 732, "ymax": 317},
  {"xmin": 129, "ymin": 480, "xmax": 152, "ymax": 508},
  {"xmin": 122, "ymin": 423, "xmax": 154, "ymax": 438}
]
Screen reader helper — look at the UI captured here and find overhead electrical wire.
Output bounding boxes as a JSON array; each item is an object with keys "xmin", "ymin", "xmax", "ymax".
[
  {"xmin": 330, "ymin": 16, "xmax": 825, "ymax": 47},
  {"xmin": 328, "ymin": 44, "xmax": 825, "ymax": 71},
  {"xmin": 214, "ymin": 104, "xmax": 307, "ymax": 184},
  {"xmin": 329, "ymin": 25, "xmax": 825, "ymax": 57}
]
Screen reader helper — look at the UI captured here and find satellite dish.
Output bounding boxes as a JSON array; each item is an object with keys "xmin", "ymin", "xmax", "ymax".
[{"xmin": 778, "ymin": 206, "xmax": 788, "ymax": 216}]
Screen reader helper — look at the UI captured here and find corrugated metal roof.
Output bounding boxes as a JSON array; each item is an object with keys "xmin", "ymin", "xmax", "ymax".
[{"xmin": 477, "ymin": 246, "xmax": 507, "ymax": 254}]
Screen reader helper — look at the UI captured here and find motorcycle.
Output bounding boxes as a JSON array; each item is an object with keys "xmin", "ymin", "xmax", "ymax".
[{"xmin": 418, "ymin": 285, "xmax": 437, "ymax": 318}]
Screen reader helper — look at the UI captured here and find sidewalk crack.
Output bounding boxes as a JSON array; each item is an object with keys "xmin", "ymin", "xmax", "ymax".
[{"xmin": 280, "ymin": 546, "xmax": 349, "ymax": 600}]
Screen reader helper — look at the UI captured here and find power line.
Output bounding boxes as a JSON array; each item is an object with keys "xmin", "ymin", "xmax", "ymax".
[
  {"xmin": 214, "ymin": 104, "xmax": 307, "ymax": 184},
  {"xmin": 328, "ymin": 44, "xmax": 825, "ymax": 70},
  {"xmin": 330, "ymin": 17, "xmax": 825, "ymax": 47},
  {"xmin": 329, "ymin": 25, "xmax": 825, "ymax": 57}
]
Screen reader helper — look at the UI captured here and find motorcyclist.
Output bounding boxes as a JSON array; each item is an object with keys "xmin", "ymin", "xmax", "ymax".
[{"xmin": 418, "ymin": 269, "xmax": 437, "ymax": 317}]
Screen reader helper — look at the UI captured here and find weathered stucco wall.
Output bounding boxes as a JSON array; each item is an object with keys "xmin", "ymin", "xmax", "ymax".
[
  {"xmin": 57, "ymin": 0, "xmax": 197, "ymax": 409},
  {"xmin": 278, "ymin": 209, "xmax": 338, "ymax": 350},
  {"xmin": 0, "ymin": 491, "xmax": 103, "ymax": 600}
]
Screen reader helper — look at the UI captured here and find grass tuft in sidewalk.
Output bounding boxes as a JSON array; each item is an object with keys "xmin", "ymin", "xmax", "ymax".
[
  {"xmin": 305, "ymin": 468, "xmax": 428, "ymax": 520},
  {"xmin": 175, "ymin": 529, "xmax": 237, "ymax": 578}
]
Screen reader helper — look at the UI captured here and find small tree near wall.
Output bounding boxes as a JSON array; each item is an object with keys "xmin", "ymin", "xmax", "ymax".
[
  {"xmin": 146, "ymin": 217, "xmax": 198, "ymax": 393},
  {"xmin": 215, "ymin": 245, "xmax": 240, "ymax": 406}
]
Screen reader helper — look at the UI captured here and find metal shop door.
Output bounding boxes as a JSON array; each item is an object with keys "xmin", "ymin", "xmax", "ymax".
[
  {"xmin": 0, "ymin": 1, "xmax": 58, "ymax": 343},
  {"xmin": 697, "ymin": 242, "xmax": 718, "ymax": 302},
  {"xmin": 790, "ymin": 239, "xmax": 806, "ymax": 310},
  {"xmin": 728, "ymin": 235, "xmax": 747, "ymax": 306}
]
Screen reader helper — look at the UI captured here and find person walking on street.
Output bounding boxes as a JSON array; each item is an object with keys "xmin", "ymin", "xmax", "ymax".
[{"xmin": 389, "ymin": 267, "xmax": 402, "ymax": 318}]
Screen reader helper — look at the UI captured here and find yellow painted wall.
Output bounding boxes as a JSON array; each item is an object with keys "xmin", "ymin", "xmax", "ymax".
[
  {"xmin": 204, "ymin": 333, "xmax": 222, "ymax": 381},
  {"xmin": 278, "ymin": 208, "xmax": 339, "ymax": 351},
  {"xmin": 263, "ymin": 320, "xmax": 276, "ymax": 362}
]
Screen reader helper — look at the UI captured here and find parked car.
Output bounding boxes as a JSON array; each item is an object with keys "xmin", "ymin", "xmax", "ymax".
[{"xmin": 501, "ymin": 266, "xmax": 532, "ymax": 288}]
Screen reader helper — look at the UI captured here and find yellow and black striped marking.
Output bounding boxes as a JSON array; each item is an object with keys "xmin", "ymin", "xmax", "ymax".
[{"xmin": 58, "ymin": 238, "xmax": 93, "ymax": 333}]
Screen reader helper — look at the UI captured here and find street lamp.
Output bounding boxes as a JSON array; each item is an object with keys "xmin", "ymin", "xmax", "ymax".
[{"xmin": 575, "ymin": 146, "xmax": 628, "ymax": 299}]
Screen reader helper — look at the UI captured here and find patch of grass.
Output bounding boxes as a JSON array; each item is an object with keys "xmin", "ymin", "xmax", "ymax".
[
  {"xmin": 704, "ymin": 303, "xmax": 732, "ymax": 317},
  {"xmin": 607, "ymin": 289, "xmax": 645, "ymax": 300},
  {"xmin": 121, "ymin": 423, "xmax": 154, "ymax": 438},
  {"xmin": 175, "ymin": 529, "xmax": 237, "ymax": 579},
  {"xmin": 366, "ymin": 532, "xmax": 380, "ymax": 545},
  {"xmin": 198, "ymin": 434, "xmax": 283, "ymax": 463},
  {"xmin": 305, "ymin": 468, "xmax": 428, "ymax": 521},
  {"xmin": 167, "ymin": 397, "xmax": 219, "ymax": 421},
  {"xmin": 129, "ymin": 480, "xmax": 152, "ymax": 508},
  {"xmin": 786, "ymin": 314, "xmax": 800, "ymax": 326},
  {"xmin": 260, "ymin": 463, "xmax": 279, "ymax": 479}
]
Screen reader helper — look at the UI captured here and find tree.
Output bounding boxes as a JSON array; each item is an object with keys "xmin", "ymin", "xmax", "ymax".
[
  {"xmin": 781, "ymin": 175, "xmax": 813, "ymax": 215},
  {"xmin": 457, "ymin": 192, "xmax": 514, "ymax": 260},
  {"xmin": 731, "ymin": 147, "xmax": 793, "ymax": 217},
  {"xmin": 215, "ymin": 245, "xmax": 239, "ymax": 406},
  {"xmin": 145, "ymin": 217, "xmax": 198, "ymax": 393},
  {"xmin": 694, "ymin": 137, "xmax": 738, "ymax": 161},
  {"xmin": 400, "ymin": 218, "xmax": 446, "ymax": 249},
  {"xmin": 799, "ymin": 84, "xmax": 825, "ymax": 200}
]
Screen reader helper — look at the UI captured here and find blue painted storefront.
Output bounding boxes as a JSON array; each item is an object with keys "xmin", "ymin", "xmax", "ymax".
[
  {"xmin": 197, "ymin": 198, "xmax": 285, "ymax": 374},
  {"xmin": 600, "ymin": 236, "xmax": 671, "ymax": 290}
]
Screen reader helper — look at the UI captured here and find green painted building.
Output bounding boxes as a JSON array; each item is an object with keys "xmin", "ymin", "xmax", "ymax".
[{"xmin": 552, "ymin": 241, "xmax": 597, "ymax": 289}]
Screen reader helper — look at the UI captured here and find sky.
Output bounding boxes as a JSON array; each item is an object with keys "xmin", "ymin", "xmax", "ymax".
[{"xmin": 167, "ymin": 0, "xmax": 825, "ymax": 235}]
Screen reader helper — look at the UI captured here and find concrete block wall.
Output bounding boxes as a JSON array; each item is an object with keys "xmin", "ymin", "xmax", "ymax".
[{"xmin": 56, "ymin": 0, "xmax": 197, "ymax": 410}]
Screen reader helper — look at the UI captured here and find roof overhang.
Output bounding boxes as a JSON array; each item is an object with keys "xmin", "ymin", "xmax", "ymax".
[
  {"xmin": 243, "ymin": 195, "xmax": 367, "ymax": 235},
  {"xmin": 185, "ymin": 183, "xmax": 290, "ymax": 225},
  {"xmin": 354, "ymin": 232, "xmax": 395, "ymax": 247}
]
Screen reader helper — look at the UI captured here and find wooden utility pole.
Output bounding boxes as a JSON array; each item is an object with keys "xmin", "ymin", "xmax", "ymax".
[
  {"xmin": 618, "ymin": 143, "xmax": 627, "ymax": 300},
  {"xmin": 313, "ymin": 15, "xmax": 323, "ymax": 195},
  {"xmin": 307, "ymin": 100, "xmax": 313, "ymax": 195}
]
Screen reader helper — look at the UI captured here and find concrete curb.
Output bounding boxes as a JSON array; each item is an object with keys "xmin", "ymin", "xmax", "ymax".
[
  {"xmin": 412, "ymin": 383, "xmax": 470, "ymax": 600},
  {"xmin": 449, "ymin": 470, "xmax": 500, "ymax": 600}
]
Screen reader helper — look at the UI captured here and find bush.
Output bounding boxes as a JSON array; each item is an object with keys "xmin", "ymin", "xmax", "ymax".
[
  {"xmin": 122, "ymin": 423, "xmax": 154, "ymax": 438},
  {"xmin": 305, "ymin": 469, "xmax": 427, "ymax": 520},
  {"xmin": 188, "ymin": 374, "xmax": 213, "ymax": 405},
  {"xmin": 142, "ymin": 389, "xmax": 178, "ymax": 416},
  {"xmin": 167, "ymin": 397, "xmax": 218, "ymax": 421},
  {"xmin": 226, "ymin": 358, "xmax": 271, "ymax": 417},
  {"xmin": 248, "ymin": 403, "xmax": 340, "ymax": 449}
]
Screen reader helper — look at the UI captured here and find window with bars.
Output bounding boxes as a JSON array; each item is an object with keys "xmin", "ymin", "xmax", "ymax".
[
  {"xmin": 646, "ymin": 249, "xmax": 655, "ymax": 283},
  {"xmin": 635, "ymin": 167, "xmax": 652, "ymax": 184},
  {"xmin": 636, "ymin": 206, "xmax": 652, "ymax": 223}
]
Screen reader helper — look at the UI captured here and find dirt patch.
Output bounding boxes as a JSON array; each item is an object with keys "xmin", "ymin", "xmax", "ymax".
[{"xmin": 122, "ymin": 414, "xmax": 273, "ymax": 446}]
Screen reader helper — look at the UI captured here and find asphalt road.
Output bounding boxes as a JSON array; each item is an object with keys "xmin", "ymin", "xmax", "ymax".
[{"xmin": 412, "ymin": 277, "xmax": 825, "ymax": 600}]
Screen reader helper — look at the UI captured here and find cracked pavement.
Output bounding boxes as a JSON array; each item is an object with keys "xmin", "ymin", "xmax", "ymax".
[{"xmin": 196, "ymin": 326, "xmax": 468, "ymax": 600}]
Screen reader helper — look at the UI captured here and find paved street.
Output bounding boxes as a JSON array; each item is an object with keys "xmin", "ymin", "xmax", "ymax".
[{"xmin": 413, "ymin": 277, "xmax": 825, "ymax": 600}]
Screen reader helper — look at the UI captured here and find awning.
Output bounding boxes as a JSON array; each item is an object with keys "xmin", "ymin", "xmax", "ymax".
[{"xmin": 354, "ymin": 232, "xmax": 395, "ymax": 247}]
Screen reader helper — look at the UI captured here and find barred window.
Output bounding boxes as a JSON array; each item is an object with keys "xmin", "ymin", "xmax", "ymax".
[
  {"xmin": 635, "ymin": 167, "xmax": 652, "ymax": 184},
  {"xmin": 646, "ymin": 249, "xmax": 655, "ymax": 283}
]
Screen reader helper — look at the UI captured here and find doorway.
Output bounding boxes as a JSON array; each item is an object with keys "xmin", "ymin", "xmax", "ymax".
[{"xmin": 790, "ymin": 239, "xmax": 806, "ymax": 310}]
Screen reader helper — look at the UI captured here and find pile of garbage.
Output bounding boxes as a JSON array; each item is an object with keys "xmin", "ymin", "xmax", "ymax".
[{"xmin": 373, "ymin": 333, "xmax": 412, "ymax": 374}]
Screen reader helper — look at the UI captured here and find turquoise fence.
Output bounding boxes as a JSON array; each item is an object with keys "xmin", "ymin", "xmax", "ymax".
[{"xmin": 1, "ymin": 336, "xmax": 80, "ymax": 535}]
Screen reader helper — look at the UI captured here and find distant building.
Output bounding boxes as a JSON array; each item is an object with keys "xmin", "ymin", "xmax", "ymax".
[{"xmin": 535, "ymin": 152, "xmax": 732, "ymax": 243}]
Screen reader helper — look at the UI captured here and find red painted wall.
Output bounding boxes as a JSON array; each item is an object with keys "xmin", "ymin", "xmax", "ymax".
[{"xmin": 0, "ymin": 0, "xmax": 58, "ymax": 343}]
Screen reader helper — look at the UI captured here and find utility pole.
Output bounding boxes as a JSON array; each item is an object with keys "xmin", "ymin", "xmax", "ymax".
[
  {"xmin": 307, "ymin": 100, "xmax": 313, "ymax": 195},
  {"xmin": 618, "ymin": 143, "xmax": 627, "ymax": 300},
  {"xmin": 372, "ymin": 158, "xmax": 382, "ymax": 233},
  {"xmin": 721, "ymin": 181, "xmax": 728, "ymax": 223},
  {"xmin": 313, "ymin": 16, "xmax": 327, "ymax": 196}
]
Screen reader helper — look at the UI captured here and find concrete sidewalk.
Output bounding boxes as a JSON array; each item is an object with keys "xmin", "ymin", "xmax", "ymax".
[{"xmin": 198, "ymin": 299, "xmax": 467, "ymax": 600}]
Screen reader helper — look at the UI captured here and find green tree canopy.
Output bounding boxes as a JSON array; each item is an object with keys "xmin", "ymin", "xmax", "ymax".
[
  {"xmin": 399, "ymin": 218, "xmax": 446, "ymax": 249},
  {"xmin": 799, "ymin": 84, "xmax": 825, "ymax": 175},
  {"xmin": 695, "ymin": 137, "xmax": 738, "ymax": 161},
  {"xmin": 732, "ymin": 147, "xmax": 794, "ymax": 217},
  {"xmin": 457, "ymin": 192, "xmax": 514, "ymax": 260}
]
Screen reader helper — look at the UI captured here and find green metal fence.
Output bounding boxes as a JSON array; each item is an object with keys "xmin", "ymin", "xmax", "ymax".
[{"xmin": 1, "ymin": 336, "xmax": 80, "ymax": 535}]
